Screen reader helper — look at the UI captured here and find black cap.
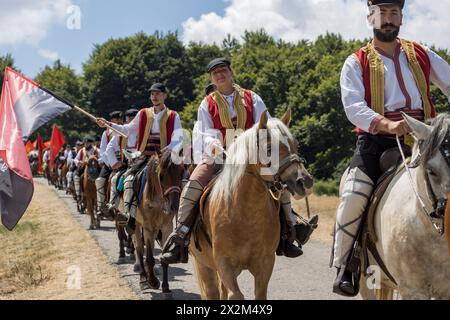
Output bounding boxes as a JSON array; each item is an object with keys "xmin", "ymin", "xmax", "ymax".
[
  {"xmin": 206, "ymin": 57, "xmax": 231, "ymax": 73},
  {"xmin": 149, "ymin": 83, "xmax": 167, "ymax": 93},
  {"xmin": 125, "ymin": 109, "xmax": 139, "ymax": 117},
  {"xmin": 205, "ymin": 83, "xmax": 217, "ymax": 96},
  {"xmin": 84, "ymin": 136, "xmax": 94, "ymax": 143},
  {"xmin": 109, "ymin": 111, "xmax": 123, "ymax": 119},
  {"xmin": 368, "ymin": 0, "xmax": 405, "ymax": 8}
]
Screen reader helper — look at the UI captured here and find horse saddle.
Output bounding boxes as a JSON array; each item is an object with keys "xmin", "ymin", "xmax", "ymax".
[{"xmin": 133, "ymin": 166, "xmax": 148, "ymax": 204}]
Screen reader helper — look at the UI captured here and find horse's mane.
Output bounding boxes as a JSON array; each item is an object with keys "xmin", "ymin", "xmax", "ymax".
[
  {"xmin": 145, "ymin": 154, "xmax": 163, "ymax": 204},
  {"xmin": 421, "ymin": 113, "xmax": 450, "ymax": 163},
  {"xmin": 210, "ymin": 118, "xmax": 294, "ymax": 203}
]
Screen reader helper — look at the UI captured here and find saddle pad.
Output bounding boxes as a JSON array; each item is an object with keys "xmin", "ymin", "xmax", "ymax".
[{"xmin": 136, "ymin": 166, "xmax": 148, "ymax": 203}]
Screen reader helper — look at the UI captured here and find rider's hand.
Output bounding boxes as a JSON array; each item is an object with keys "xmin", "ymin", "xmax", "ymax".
[
  {"xmin": 386, "ymin": 120, "xmax": 412, "ymax": 136},
  {"xmin": 96, "ymin": 118, "xmax": 110, "ymax": 128},
  {"xmin": 112, "ymin": 162, "xmax": 123, "ymax": 170},
  {"xmin": 375, "ymin": 118, "xmax": 412, "ymax": 136},
  {"xmin": 210, "ymin": 140, "xmax": 223, "ymax": 157}
]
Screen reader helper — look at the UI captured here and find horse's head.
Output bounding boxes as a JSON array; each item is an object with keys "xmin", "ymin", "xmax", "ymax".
[
  {"xmin": 145, "ymin": 150, "xmax": 184, "ymax": 215},
  {"xmin": 122, "ymin": 149, "xmax": 142, "ymax": 163},
  {"xmin": 86, "ymin": 156, "xmax": 100, "ymax": 181},
  {"xmin": 405, "ymin": 113, "xmax": 450, "ymax": 199},
  {"xmin": 159, "ymin": 150, "xmax": 185, "ymax": 214},
  {"xmin": 258, "ymin": 109, "xmax": 314, "ymax": 200}
]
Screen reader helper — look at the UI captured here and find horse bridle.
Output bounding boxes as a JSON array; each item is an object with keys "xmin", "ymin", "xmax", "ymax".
[
  {"xmin": 259, "ymin": 152, "xmax": 306, "ymax": 200},
  {"xmin": 404, "ymin": 134, "xmax": 450, "ymax": 236},
  {"xmin": 163, "ymin": 185, "xmax": 182, "ymax": 198}
]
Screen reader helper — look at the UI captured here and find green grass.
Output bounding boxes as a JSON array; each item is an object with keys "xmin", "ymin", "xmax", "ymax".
[
  {"xmin": 0, "ymin": 221, "xmax": 40, "ymax": 235},
  {"xmin": 313, "ymin": 179, "xmax": 339, "ymax": 197}
]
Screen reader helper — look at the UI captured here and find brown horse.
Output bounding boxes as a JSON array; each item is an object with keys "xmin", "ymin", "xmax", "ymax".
[
  {"xmin": 108, "ymin": 170, "xmax": 135, "ymax": 264},
  {"xmin": 190, "ymin": 110, "xmax": 313, "ymax": 300},
  {"xmin": 133, "ymin": 151, "xmax": 184, "ymax": 295},
  {"xmin": 84, "ymin": 156, "xmax": 101, "ymax": 229}
]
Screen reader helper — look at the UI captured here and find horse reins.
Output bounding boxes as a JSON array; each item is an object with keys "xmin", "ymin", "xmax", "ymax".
[{"xmin": 396, "ymin": 135, "xmax": 447, "ymax": 236}]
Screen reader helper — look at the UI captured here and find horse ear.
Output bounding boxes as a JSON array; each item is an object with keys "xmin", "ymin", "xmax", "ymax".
[
  {"xmin": 401, "ymin": 112, "xmax": 432, "ymax": 141},
  {"xmin": 280, "ymin": 108, "xmax": 292, "ymax": 127},
  {"xmin": 258, "ymin": 110, "xmax": 268, "ymax": 130},
  {"xmin": 122, "ymin": 149, "xmax": 133, "ymax": 162}
]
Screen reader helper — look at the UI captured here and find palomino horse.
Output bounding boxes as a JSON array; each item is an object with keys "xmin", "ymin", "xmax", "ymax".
[
  {"xmin": 84, "ymin": 156, "xmax": 101, "ymax": 229},
  {"xmin": 190, "ymin": 110, "xmax": 313, "ymax": 300},
  {"xmin": 359, "ymin": 113, "xmax": 450, "ymax": 300},
  {"xmin": 132, "ymin": 151, "xmax": 184, "ymax": 295}
]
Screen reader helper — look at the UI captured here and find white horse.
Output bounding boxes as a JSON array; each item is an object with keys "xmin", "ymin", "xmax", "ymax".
[{"xmin": 360, "ymin": 113, "xmax": 450, "ymax": 300}]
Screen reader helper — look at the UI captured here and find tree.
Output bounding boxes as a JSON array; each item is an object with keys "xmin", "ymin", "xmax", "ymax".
[{"xmin": 0, "ymin": 54, "xmax": 20, "ymax": 95}]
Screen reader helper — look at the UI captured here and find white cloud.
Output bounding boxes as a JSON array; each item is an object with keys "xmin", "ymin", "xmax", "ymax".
[
  {"xmin": 182, "ymin": 0, "xmax": 450, "ymax": 49},
  {"xmin": 38, "ymin": 49, "xmax": 59, "ymax": 61},
  {"xmin": 0, "ymin": 0, "xmax": 73, "ymax": 45}
]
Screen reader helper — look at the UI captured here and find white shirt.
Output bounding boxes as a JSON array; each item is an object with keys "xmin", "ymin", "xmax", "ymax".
[
  {"xmin": 74, "ymin": 147, "xmax": 97, "ymax": 166},
  {"xmin": 43, "ymin": 150, "xmax": 50, "ymax": 162},
  {"xmin": 193, "ymin": 90, "xmax": 269, "ymax": 157},
  {"xmin": 341, "ymin": 45, "xmax": 450, "ymax": 133},
  {"xmin": 111, "ymin": 106, "xmax": 183, "ymax": 151},
  {"xmin": 105, "ymin": 133, "xmax": 138, "ymax": 167},
  {"xmin": 99, "ymin": 129, "xmax": 112, "ymax": 166}
]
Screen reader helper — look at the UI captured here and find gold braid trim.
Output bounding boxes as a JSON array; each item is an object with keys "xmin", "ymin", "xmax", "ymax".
[
  {"xmin": 211, "ymin": 84, "xmax": 248, "ymax": 130},
  {"xmin": 158, "ymin": 108, "xmax": 170, "ymax": 148},
  {"xmin": 400, "ymin": 39, "xmax": 432, "ymax": 120},
  {"xmin": 138, "ymin": 108, "xmax": 155, "ymax": 153},
  {"xmin": 365, "ymin": 42, "xmax": 385, "ymax": 116}
]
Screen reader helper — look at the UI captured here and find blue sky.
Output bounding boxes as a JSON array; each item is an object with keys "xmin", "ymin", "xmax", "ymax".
[
  {"xmin": 1, "ymin": 0, "xmax": 449, "ymax": 79},
  {"xmin": 0, "ymin": 0, "xmax": 226, "ymax": 77}
]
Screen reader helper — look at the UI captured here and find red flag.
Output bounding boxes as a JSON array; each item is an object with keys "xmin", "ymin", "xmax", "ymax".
[
  {"xmin": 49, "ymin": 125, "xmax": 65, "ymax": 169},
  {"xmin": 0, "ymin": 67, "xmax": 72, "ymax": 230},
  {"xmin": 36, "ymin": 133, "xmax": 45, "ymax": 174}
]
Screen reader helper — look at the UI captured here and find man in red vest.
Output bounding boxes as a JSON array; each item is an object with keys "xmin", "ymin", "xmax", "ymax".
[
  {"xmin": 161, "ymin": 57, "xmax": 318, "ymax": 264},
  {"xmin": 97, "ymin": 83, "xmax": 183, "ymax": 233},
  {"xmin": 332, "ymin": 0, "xmax": 450, "ymax": 296}
]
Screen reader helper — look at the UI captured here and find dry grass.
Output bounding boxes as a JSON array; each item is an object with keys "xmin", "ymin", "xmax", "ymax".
[
  {"xmin": 0, "ymin": 183, "xmax": 137, "ymax": 300},
  {"xmin": 292, "ymin": 194, "xmax": 339, "ymax": 245}
]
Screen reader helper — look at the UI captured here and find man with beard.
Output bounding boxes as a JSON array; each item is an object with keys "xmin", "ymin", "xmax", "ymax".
[{"xmin": 332, "ymin": 0, "xmax": 450, "ymax": 296}]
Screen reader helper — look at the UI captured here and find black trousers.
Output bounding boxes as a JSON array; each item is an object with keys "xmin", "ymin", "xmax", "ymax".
[
  {"xmin": 99, "ymin": 165, "xmax": 112, "ymax": 179},
  {"xmin": 349, "ymin": 135, "xmax": 409, "ymax": 183}
]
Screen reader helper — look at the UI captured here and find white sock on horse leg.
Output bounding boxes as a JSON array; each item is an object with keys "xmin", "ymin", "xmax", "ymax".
[{"xmin": 333, "ymin": 167, "xmax": 374, "ymax": 268}]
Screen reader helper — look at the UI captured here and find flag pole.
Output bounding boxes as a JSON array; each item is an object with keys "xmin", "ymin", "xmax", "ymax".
[{"xmin": 73, "ymin": 105, "xmax": 127, "ymax": 138}]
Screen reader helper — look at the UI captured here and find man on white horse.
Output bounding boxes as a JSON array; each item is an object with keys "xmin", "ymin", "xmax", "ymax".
[
  {"xmin": 96, "ymin": 83, "xmax": 184, "ymax": 233},
  {"xmin": 161, "ymin": 57, "xmax": 318, "ymax": 264},
  {"xmin": 333, "ymin": 0, "xmax": 450, "ymax": 296},
  {"xmin": 95, "ymin": 111, "xmax": 124, "ymax": 218},
  {"xmin": 104, "ymin": 108, "xmax": 139, "ymax": 218}
]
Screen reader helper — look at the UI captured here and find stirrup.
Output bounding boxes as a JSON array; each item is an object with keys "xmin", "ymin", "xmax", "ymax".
[
  {"xmin": 333, "ymin": 267, "xmax": 358, "ymax": 297},
  {"xmin": 295, "ymin": 214, "xmax": 319, "ymax": 245}
]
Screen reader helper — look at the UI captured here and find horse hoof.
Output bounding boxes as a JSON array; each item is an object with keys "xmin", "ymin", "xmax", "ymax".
[
  {"xmin": 133, "ymin": 263, "xmax": 141, "ymax": 273},
  {"xmin": 129, "ymin": 254, "xmax": 136, "ymax": 261},
  {"xmin": 139, "ymin": 281, "xmax": 149, "ymax": 290},
  {"xmin": 118, "ymin": 257, "xmax": 126, "ymax": 264},
  {"xmin": 148, "ymin": 278, "xmax": 160, "ymax": 290}
]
